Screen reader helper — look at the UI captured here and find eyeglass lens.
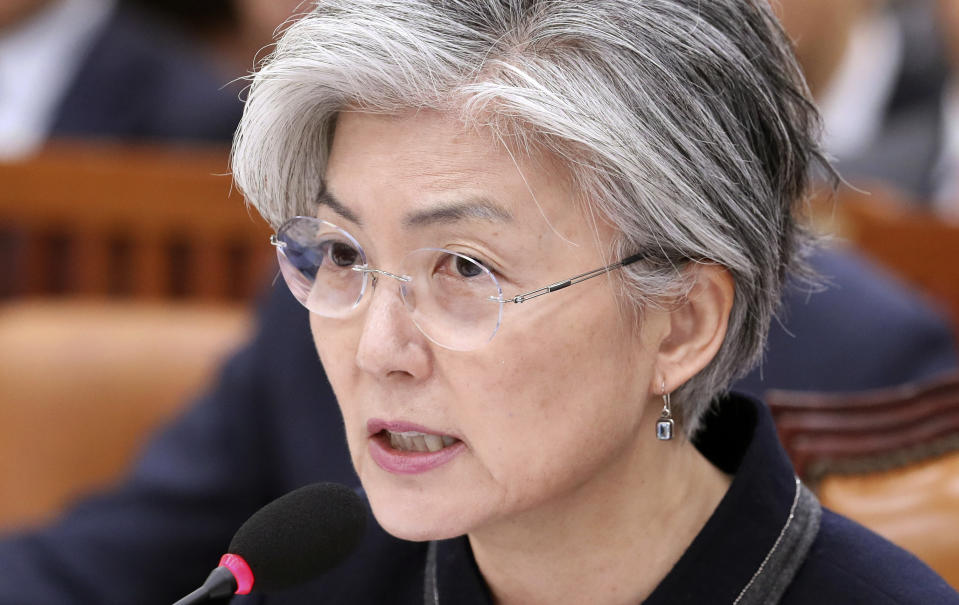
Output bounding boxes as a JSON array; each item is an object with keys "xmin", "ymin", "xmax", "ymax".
[{"xmin": 274, "ymin": 217, "xmax": 504, "ymax": 351}]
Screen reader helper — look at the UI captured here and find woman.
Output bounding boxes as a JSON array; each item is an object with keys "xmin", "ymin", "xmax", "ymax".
[{"xmin": 232, "ymin": 1, "xmax": 959, "ymax": 603}]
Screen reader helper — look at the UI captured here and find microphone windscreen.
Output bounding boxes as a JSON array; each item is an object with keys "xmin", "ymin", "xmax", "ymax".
[{"xmin": 228, "ymin": 482, "xmax": 367, "ymax": 592}]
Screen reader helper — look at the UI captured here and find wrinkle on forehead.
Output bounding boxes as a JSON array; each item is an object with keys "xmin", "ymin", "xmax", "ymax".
[
  {"xmin": 391, "ymin": 159, "xmax": 500, "ymax": 193},
  {"xmin": 329, "ymin": 108, "xmax": 593, "ymax": 248}
]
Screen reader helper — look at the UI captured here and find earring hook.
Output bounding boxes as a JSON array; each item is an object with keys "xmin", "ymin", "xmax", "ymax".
[{"xmin": 656, "ymin": 379, "xmax": 674, "ymax": 441}]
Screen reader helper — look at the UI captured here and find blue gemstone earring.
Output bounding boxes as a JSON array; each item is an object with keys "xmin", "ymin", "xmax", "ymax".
[{"xmin": 656, "ymin": 380, "xmax": 674, "ymax": 441}]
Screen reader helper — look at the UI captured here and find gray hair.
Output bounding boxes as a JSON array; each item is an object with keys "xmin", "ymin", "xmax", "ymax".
[{"xmin": 233, "ymin": 0, "xmax": 831, "ymax": 437}]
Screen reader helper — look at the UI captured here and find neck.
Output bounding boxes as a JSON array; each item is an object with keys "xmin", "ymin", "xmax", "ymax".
[{"xmin": 468, "ymin": 420, "xmax": 731, "ymax": 605}]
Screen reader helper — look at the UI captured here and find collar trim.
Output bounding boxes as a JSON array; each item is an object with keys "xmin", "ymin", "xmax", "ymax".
[{"xmin": 734, "ymin": 478, "xmax": 823, "ymax": 605}]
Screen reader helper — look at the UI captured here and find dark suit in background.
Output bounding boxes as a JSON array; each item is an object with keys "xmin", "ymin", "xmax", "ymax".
[{"xmin": 50, "ymin": 2, "xmax": 242, "ymax": 144}]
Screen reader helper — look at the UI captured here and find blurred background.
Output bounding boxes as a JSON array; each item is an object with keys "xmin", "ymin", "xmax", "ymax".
[
  {"xmin": 0, "ymin": 0, "xmax": 302, "ymax": 528},
  {"xmin": 1, "ymin": 0, "xmax": 958, "ymax": 590}
]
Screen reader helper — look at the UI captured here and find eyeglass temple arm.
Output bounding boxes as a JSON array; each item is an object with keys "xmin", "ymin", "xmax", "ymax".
[{"xmin": 499, "ymin": 251, "xmax": 649, "ymax": 304}]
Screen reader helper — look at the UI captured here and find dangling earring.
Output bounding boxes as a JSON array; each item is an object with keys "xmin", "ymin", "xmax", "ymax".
[{"xmin": 656, "ymin": 380, "xmax": 674, "ymax": 441}]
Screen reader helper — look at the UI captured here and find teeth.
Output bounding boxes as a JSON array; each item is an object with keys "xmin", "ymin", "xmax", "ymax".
[
  {"xmin": 385, "ymin": 430, "xmax": 458, "ymax": 452},
  {"xmin": 423, "ymin": 434, "xmax": 444, "ymax": 452},
  {"xmin": 388, "ymin": 432, "xmax": 404, "ymax": 450}
]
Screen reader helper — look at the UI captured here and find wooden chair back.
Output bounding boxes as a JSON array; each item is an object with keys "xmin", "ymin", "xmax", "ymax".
[
  {"xmin": 0, "ymin": 142, "xmax": 270, "ymax": 528},
  {"xmin": 0, "ymin": 143, "xmax": 273, "ymax": 301},
  {"xmin": 766, "ymin": 373, "xmax": 959, "ymax": 589}
]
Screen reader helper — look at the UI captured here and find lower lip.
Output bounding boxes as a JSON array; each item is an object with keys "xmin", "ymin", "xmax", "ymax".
[{"xmin": 368, "ymin": 433, "xmax": 466, "ymax": 474}]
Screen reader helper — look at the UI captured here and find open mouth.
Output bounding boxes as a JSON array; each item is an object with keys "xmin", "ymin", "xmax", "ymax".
[
  {"xmin": 367, "ymin": 421, "xmax": 467, "ymax": 473},
  {"xmin": 378, "ymin": 430, "xmax": 460, "ymax": 453}
]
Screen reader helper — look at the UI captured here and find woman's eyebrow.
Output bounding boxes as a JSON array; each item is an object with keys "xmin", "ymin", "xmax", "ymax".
[
  {"xmin": 316, "ymin": 187, "xmax": 513, "ymax": 229},
  {"xmin": 316, "ymin": 187, "xmax": 362, "ymax": 226},
  {"xmin": 403, "ymin": 197, "xmax": 513, "ymax": 228}
]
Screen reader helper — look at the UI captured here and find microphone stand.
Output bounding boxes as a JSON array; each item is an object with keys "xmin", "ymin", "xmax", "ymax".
[{"xmin": 171, "ymin": 566, "xmax": 237, "ymax": 605}]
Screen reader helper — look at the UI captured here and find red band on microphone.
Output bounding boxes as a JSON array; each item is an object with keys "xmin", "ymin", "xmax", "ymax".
[{"xmin": 219, "ymin": 553, "xmax": 255, "ymax": 595}]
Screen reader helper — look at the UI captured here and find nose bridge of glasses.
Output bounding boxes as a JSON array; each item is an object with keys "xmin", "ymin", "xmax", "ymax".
[
  {"xmin": 352, "ymin": 265, "xmax": 412, "ymax": 283},
  {"xmin": 352, "ymin": 265, "xmax": 415, "ymax": 314}
]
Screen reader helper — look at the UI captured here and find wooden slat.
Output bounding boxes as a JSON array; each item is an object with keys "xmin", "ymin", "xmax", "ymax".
[
  {"xmin": 194, "ymin": 240, "xmax": 228, "ymax": 301},
  {"xmin": 133, "ymin": 232, "xmax": 167, "ymax": 299},
  {"xmin": 74, "ymin": 227, "xmax": 110, "ymax": 296}
]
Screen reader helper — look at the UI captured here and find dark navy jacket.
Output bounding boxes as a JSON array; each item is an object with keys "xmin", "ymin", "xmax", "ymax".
[
  {"xmin": 239, "ymin": 394, "xmax": 959, "ymax": 604},
  {"xmin": 0, "ymin": 246, "xmax": 955, "ymax": 604},
  {"xmin": 49, "ymin": 4, "xmax": 242, "ymax": 144}
]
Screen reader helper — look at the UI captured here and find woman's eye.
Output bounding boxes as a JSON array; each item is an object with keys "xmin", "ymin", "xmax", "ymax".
[
  {"xmin": 328, "ymin": 242, "xmax": 360, "ymax": 267},
  {"xmin": 454, "ymin": 255, "xmax": 485, "ymax": 278}
]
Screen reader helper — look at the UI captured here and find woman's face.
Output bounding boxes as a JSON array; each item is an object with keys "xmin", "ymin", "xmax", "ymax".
[{"xmin": 312, "ymin": 110, "xmax": 666, "ymax": 540}]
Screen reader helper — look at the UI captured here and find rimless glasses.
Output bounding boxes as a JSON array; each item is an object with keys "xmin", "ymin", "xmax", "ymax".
[{"xmin": 270, "ymin": 216, "xmax": 648, "ymax": 351}]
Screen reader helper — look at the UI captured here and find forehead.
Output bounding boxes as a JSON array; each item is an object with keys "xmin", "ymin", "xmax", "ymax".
[
  {"xmin": 331, "ymin": 111, "xmax": 505, "ymax": 179},
  {"xmin": 323, "ymin": 110, "xmax": 580, "ymax": 231}
]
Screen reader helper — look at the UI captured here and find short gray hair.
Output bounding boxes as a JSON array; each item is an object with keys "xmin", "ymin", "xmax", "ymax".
[{"xmin": 233, "ymin": 0, "xmax": 830, "ymax": 436}]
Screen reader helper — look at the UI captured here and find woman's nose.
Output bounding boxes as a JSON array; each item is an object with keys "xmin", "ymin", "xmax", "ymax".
[{"xmin": 354, "ymin": 279, "xmax": 431, "ymax": 380}]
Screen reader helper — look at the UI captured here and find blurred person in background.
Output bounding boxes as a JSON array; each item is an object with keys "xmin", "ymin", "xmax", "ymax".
[
  {"xmin": 0, "ymin": 1, "xmax": 957, "ymax": 604},
  {"xmin": 932, "ymin": 0, "xmax": 959, "ymax": 216},
  {"xmin": 775, "ymin": 0, "xmax": 951, "ymax": 203},
  {"xmin": 0, "ymin": 0, "xmax": 242, "ymax": 159},
  {"xmin": 123, "ymin": 0, "xmax": 305, "ymax": 77}
]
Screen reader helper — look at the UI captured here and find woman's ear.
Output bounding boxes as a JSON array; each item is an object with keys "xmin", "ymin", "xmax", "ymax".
[{"xmin": 654, "ymin": 264, "xmax": 735, "ymax": 393}]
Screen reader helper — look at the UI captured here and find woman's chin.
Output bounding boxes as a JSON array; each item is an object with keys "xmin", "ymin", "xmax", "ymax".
[
  {"xmin": 366, "ymin": 487, "xmax": 474, "ymax": 542},
  {"xmin": 378, "ymin": 519, "xmax": 461, "ymax": 542}
]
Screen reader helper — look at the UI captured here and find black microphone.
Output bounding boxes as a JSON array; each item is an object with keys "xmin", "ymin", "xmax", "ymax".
[{"xmin": 173, "ymin": 482, "xmax": 367, "ymax": 604}]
